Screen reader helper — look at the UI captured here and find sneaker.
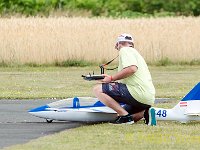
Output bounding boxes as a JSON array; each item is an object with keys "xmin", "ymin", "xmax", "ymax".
[
  {"xmin": 144, "ymin": 107, "xmax": 157, "ymax": 126},
  {"xmin": 112, "ymin": 114, "xmax": 134, "ymax": 124}
]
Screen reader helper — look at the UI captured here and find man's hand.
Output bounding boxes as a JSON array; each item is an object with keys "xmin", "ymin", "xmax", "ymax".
[{"xmin": 101, "ymin": 74, "xmax": 112, "ymax": 83}]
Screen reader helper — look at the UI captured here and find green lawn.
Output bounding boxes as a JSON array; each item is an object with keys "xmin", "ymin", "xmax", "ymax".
[{"xmin": 0, "ymin": 65, "xmax": 199, "ymax": 99}]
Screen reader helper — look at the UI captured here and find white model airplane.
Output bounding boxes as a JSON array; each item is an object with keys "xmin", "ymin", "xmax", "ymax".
[{"xmin": 29, "ymin": 82, "xmax": 200, "ymax": 123}]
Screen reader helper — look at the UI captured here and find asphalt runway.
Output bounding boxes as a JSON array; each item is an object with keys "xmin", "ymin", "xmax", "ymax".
[
  {"xmin": 0, "ymin": 99, "xmax": 83, "ymax": 149},
  {"xmin": 0, "ymin": 98, "xmax": 171, "ymax": 149}
]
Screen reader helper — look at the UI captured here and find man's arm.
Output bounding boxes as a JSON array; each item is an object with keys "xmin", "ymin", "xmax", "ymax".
[
  {"xmin": 113, "ymin": 65, "xmax": 137, "ymax": 81},
  {"xmin": 102, "ymin": 65, "xmax": 137, "ymax": 83}
]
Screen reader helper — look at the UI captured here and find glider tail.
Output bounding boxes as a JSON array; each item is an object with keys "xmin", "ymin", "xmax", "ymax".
[
  {"xmin": 172, "ymin": 82, "xmax": 200, "ymax": 117},
  {"xmin": 155, "ymin": 82, "xmax": 200, "ymax": 122},
  {"xmin": 181, "ymin": 82, "xmax": 200, "ymax": 101}
]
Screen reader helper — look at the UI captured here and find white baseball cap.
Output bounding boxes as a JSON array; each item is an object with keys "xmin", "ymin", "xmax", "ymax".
[{"xmin": 116, "ymin": 33, "xmax": 134, "ymax": 44}]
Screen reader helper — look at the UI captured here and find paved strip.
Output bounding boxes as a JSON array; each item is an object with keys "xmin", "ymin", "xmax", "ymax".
[{"xmin": 0, "ymin": 100, "xmax": 83, "ymax": 149}]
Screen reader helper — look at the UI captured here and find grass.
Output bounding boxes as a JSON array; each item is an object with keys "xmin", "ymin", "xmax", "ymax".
[
  {"xmin": 0, "ymin": 65, "xmax": 199, "ymax": 99},
  {"xmin": 0, "ymin": 67, "xmax": 95, "ymax": 99},
  {"xmin": 4, "ymin": 110, "xmax": 200, "ymax": 150},
  {"xmin": 0, "ymin": 59, "xmax": 96, "ymax": 68},
  {"xmin": 1, "ymin": 58, "xmax": 200, "ymax": 67},
  {"xmin": 54, "ymin": 59, "xmax": 96, "ymax": 67},
  {"xmin": 1, "ymin": 65, "xmax": 200, "ymax": 150},
  {"xmin": 0, "ymin": 17, "xmax": 200, "ymax": 64},
  {"xmin": 151, "ymin": 57, "xmax": 200, "ymax": 66}
]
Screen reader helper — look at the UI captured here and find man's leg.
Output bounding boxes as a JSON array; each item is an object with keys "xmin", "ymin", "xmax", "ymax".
[
  {"xmin": 93, "ymin": 84, "xmax": 128, "ymax": 116},
  {"xmin": 123, "ymin": 105, "xmax": 145, "ymax": 122},
  {"xmin": 132, "ymin": 110, "xmax": 145, "ymax": 122}
]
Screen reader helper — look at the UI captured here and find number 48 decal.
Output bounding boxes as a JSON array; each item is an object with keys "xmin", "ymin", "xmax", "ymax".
[{"xmin": 156, "ymin": 110, "xmax": 167, "ymax": 117}]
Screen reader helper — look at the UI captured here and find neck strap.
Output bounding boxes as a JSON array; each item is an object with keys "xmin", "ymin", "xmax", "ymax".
[{"xmin": 99, "ymin": 55, "xmax": 118, "ymax": 74}]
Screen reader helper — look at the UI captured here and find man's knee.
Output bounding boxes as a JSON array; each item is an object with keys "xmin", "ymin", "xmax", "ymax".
[{"xmin": 93, "ymin": 84, "xmax": 103, "ymax": 95}]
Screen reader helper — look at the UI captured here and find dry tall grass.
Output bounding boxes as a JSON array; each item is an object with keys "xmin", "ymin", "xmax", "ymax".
[{"xmin": 0, "ymin": 17, "xmax": 199, "ymax": 64}]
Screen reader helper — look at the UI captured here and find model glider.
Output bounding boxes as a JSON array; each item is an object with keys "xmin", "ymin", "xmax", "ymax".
[{"xmin": 29, "ymin": 82, "xmax": 200, "ymax": 123}]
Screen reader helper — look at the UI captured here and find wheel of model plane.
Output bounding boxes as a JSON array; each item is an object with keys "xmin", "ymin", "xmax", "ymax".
[{"xmin": 46, "ymin": 119, "xmax": 53, "ymax": 123}]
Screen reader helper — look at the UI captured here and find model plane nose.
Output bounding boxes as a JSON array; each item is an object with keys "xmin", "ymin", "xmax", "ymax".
[{"xmin": 28, "ymin": 105, "xmax": 50, "ymax": 113}]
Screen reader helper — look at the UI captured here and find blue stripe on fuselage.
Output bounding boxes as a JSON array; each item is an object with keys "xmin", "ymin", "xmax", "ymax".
[{"xmin": 29, "ymin": 105, "xmax": 50, "ymax": 112}]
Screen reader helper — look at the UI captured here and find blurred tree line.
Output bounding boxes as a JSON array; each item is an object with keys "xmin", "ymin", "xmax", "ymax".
[{"xmin": 0, "ymin": 0, "xmax": 199, "ymax": 17}]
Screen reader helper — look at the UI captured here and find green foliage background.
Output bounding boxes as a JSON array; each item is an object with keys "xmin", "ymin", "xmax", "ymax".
[{"xmin": 0, "ymin": 0, "xmax": 200, "ymax": 17}]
